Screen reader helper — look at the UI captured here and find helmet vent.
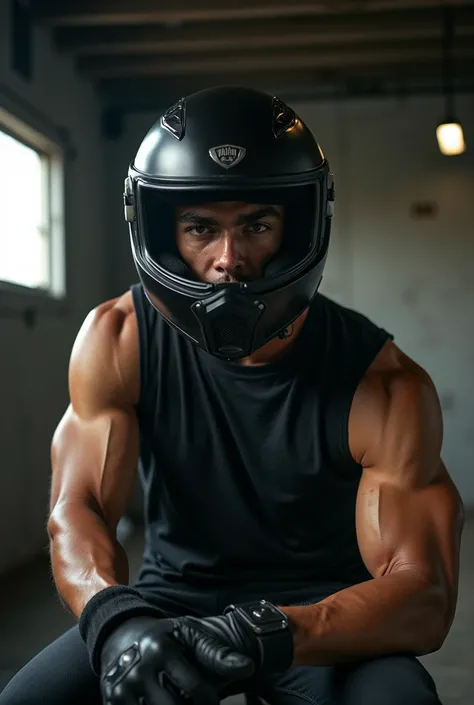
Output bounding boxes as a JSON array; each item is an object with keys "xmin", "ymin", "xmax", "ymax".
[
  {"xmin": 161, "ymin": 97, "xmax": 186, "ymax": 140},
  {"xmin": 212, "ymin": 315, "xmax": 246, "ymax": 355},
  {"xmin": 272, "ymin": 97, "xmax": 297, "ymax": 139}
]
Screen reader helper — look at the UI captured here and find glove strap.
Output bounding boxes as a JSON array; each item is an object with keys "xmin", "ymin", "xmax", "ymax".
[{"xmin": 78, "ymin": 585, "xmax": 165, "ymax": 674}]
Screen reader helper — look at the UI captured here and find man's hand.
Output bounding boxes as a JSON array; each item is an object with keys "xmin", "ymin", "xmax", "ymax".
[
  {"xmin": 172, "ymin": 613, "xmax": 258, "ymax": 688},
  {"xmin": 171, "ymin": 603, "xmax": 293, "ymax": 693},
  {"xmin": 99, "ymin": 615, "xmax": 221, "ymax": 705}
]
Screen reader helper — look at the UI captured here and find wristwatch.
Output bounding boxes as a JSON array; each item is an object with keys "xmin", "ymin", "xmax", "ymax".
[{"xmin": 224, "ymin": 599, "xmax": 293, "ymax": 673}]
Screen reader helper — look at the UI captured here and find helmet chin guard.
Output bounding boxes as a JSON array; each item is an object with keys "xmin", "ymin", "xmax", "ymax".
[
  {"xmin": 124, "ymin": 86, "xmax": 335, "ymax": 360},
  {"xmin": 192, "ymin": 290, "xmax": 266, "ymax": 358}
]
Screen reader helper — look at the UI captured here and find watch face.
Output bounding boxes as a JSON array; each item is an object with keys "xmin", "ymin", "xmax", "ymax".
[{"xmin": 239, "ymin": 601, "xmax": 287, "ymax": 633}]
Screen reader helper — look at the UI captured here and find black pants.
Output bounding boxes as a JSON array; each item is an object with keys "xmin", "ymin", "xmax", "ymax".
[{"xmin": 0, "ymin": 579, "xmax": 442, "ymax": 705}]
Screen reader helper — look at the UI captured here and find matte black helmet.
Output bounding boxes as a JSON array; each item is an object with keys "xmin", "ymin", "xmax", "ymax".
[{"xmin": 124, "ymin": 85, "xmax": 335, "ymax": 360}]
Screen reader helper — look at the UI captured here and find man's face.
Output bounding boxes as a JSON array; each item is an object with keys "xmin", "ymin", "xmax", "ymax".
[{"xmin": 175, "ymin": 201, "xmax": 284, "ymax": 284}]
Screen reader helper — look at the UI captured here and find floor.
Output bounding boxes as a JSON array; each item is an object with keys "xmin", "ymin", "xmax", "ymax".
[{"xmin": 0, "ymin": 513, "xmax": 473, "ymax": 704}]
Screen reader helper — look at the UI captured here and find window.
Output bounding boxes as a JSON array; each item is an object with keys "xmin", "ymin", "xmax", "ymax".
[{"xmin": 0, "ymin": 108, "xmax": 65, "ymax": 298}]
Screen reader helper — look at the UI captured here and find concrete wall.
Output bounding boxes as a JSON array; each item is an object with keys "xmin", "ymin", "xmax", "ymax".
[
  {"xmin": 0, "ymin": 3, "xmax": 107, "ymax": 574},
  {"xmin": 106, "ymin": 93, "xmax": 474, "ymax": 508},
  {"xmin": 293, "ymin": 95, "xmax": 474, "ymax": 507}
]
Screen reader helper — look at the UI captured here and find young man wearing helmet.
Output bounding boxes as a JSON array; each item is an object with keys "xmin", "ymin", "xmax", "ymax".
[{"xmin": 1, "ymin": 87, "xmax": 463, "ymax": 705}]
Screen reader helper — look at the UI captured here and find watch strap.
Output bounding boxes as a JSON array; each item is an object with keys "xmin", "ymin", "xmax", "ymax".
[
  {"xmin": 227, "ymin": 601, "xmax": 293, "ymax": 674},
  {"xmin": 258, "ymin": 620, "xmax": 294, "ymax": 672}
]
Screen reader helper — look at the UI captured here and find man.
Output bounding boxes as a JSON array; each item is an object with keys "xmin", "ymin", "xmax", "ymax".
[{"xmin": 0, "ymin": 87, "xmax": 463, "ymax": 705}]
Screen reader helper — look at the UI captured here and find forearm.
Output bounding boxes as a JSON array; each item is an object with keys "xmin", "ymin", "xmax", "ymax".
[
  {"xmin": 48, "ymin": 502, "xmax": 129, "ymax": 618},
  {"xmin": 281, "ymin": 570, "xmax": 447, "ymax": 666}
]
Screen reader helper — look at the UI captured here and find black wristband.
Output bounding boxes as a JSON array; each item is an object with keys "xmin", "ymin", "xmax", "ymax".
[
  {"xmin": 78, "ymin": 585, "xmax": 165, "ymax": 675},
  {"xmin": 226, "ymin": 601, "xmax": 294, "ymax": 674}
]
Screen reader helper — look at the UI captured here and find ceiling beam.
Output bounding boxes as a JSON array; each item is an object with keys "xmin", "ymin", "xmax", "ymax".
[
  {"xmin": 99, "ymin": 63, "xmax": 474, "ymax": 111},
  {"xmin": 33, "ymin": 0, "xmax": 474, "ymax": 28},
  {"xmin": 53, "ymin": 8, "xmax": 474, "ymax": 56},
  {"xmin": 79, "ymin": 40, "xmax": 474, "ymax": 79}
]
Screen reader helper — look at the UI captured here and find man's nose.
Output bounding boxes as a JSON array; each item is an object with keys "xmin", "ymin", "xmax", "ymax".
[{"xmin": 213, "ymin": 234, "xmax": 244, "ymax": 276}]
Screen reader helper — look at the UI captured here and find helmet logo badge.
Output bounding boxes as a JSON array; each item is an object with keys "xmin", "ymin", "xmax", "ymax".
[{"xmin": 209, "ymin": 144, "xmax": 246, "ymax": 169}]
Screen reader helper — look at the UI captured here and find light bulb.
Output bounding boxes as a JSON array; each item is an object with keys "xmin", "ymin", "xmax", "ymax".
[{"xmin": 436, "ymin": 122, "xmax": 466, "ymax": 155}]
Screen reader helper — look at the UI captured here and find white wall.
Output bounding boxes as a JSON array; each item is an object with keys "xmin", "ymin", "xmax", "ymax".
[
  {"xmin": 106, "ymin": 93, "xmax": 474, "ymax": 508},
  {"xmin": 0, "ymin": 3, "xmax": 107, "ymax": 574},
  {"xmin": 293, "ymin": 95, "xmax": 474, "ymax": 507}
]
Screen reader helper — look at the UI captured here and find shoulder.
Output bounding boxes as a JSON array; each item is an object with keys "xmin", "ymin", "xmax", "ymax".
[
  {"xmin": 79, "ymin": 290, "xmax": 135, "ymax": 332},
  {"xmin": 70, "ymin": 290, "xmax": 139, "ymax": 409},
  {"xmin": 348, "ymin": 340, "xmax": 443, "ymax": 476},
  {"xmin": 316, "ymin": 294, "xmax": 392, "ymax": 344},
  {"xmin": 317, "ymin": 293, "xmax": 380, "ymax": 324}
]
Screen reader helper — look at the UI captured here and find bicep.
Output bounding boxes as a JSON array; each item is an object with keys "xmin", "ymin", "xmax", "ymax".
[
  {"xmin": 354, "ymin": 369, "xmax": 464, "ymax": 614},
  {"xmin": 50, "ymin": 404, "xmax": 140, "ymax": 529},
  {"xmin": 356, "ymin": 462, "xmax": 462, "ymax": 593},
  {"xmin": 50, "ymin": 299, "xmax": 140, "ymax": 530}
]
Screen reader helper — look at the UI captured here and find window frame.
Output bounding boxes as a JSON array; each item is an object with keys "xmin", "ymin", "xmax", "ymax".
[{"xmin": 0, "ymin": 103, "xmax": 69, "ymax": 317}]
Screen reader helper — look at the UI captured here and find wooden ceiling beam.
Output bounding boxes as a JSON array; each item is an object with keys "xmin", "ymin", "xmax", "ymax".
[
  {"xmin": 33, "ymin": 0, "xmax": 474, "ymax": 28},
  {"xmin": 98, "ymin": 62, "xmax": 474, "ymax": 111},
  {"xmin": 53, "ymin": 9, "xmax": 474, "ymax": 56},
  {"xmin": 78, "ymin": 40, "xmax": 474, "ymax": 79}
]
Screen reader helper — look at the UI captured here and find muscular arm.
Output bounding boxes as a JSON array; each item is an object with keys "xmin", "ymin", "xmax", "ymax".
[
  {"xmin": 281, "ymin": 344, "xmax": 464, "ymax": 665},
  {"xmin": 48, "ymin": 294, "xmax": 140, "ymax": 618}
]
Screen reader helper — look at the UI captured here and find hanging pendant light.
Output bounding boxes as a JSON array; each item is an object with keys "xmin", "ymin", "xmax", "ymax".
[
  {"xmin": 437, "ymin": 6, "xmax": 466, "ymax": 156},
  {"xmin": 436, "ymin": 122, "xmax": 466, "ymax": 156}
]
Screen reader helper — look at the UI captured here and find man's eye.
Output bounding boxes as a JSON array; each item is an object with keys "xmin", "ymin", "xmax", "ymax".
[
  {"xmin": 248, "ymin": 223, "xmax": 269, "ymax": 234},
  {"xmin": 186, "ymin": 225, "xmax": 210, "ymax": 236}
]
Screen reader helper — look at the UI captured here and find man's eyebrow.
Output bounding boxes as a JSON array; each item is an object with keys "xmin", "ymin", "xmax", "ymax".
[
  {"xmin": 237, "ymin": 207, "xmax": 281, "ymax": 225},
  {"xmin": 177, "ymin": 212, "xmax": 219, "ymax": 226},
  {"xmin": 177, "ymin": 206, "xmax": 281, "ymax": 227}
]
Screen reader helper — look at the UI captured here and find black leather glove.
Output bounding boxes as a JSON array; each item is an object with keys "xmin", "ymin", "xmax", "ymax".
[
  {"xmin": 172, "ymin": 602, "xmax": 293, "ymax": 693},
  {"xmin": 99, "ymin": 615, "xmax": 221, "ymax": 705}
]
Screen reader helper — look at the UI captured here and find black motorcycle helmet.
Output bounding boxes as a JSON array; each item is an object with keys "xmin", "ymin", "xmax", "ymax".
[{"xmin": 124, "ymin": 86, "xmax": 335, "ymax": 360}]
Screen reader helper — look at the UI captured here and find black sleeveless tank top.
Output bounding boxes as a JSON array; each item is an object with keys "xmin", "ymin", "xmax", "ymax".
[{"xmin": 131, "ymin": 284, "xmax": 393, "ymax": 592}]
